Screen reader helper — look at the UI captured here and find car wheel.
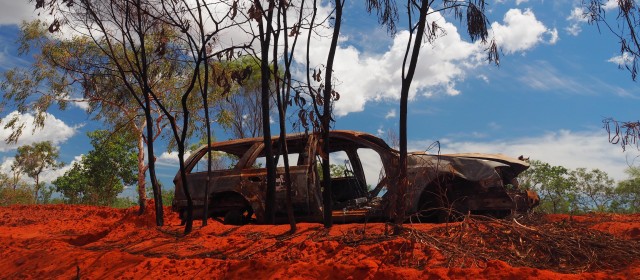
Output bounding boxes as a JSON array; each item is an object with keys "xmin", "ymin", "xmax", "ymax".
[{"xmin": 224, "ymin": 209, "xmax": 246, "ymax": 225}]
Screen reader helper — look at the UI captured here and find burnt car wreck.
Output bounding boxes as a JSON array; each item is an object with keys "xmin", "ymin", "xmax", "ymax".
[{"xmin": 172, "ymin": 130, "xmax": 539, "ymax": 225}]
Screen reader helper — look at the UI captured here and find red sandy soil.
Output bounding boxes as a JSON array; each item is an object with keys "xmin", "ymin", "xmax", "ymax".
[{"xmin": 1, "ymin": 203, "xmax": 639, "ymax": 279}]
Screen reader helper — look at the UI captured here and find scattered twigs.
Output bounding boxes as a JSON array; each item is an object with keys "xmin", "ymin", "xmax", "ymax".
[{"xmin": 401, "ymin": 214, "xmax": 640, "ymax": 273}]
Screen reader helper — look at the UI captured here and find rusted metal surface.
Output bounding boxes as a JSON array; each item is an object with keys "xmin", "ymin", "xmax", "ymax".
[{"xmin": 172, "ymin": 130, "xmax": 538, "ymax": 224}]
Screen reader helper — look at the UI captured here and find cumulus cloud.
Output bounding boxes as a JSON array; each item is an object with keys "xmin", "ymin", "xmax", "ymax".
[
  {"xmin": 566, "ymin": 7, "xmax": 589, "ymax": 36},
  {"xmin": 0, "ymin": 111, "xmax": 78, "ymax": 152},
  {"xmin": 300, "ymin": 8, "xmax": 551, "ymax": 116},
  {"xmin": 0, "ymin": 156, "xmax": 14, "ymax": 175},
  {"xmin": 566, "ymin": 1, "xmax": 618, "ymax": 36},
  {"xmin": 602, "ymin": 0, "xmax": 619, "ymax": 10},
  {"xmin": 298, "ymin": 12, "xmax": 479, "ymax": 116},
  {"xmin": 0, "ymin": 0, "xmax": 40, "ymax": 26},
  {"xmin": 410, "ymin": 130, "xmax": 633, "ymax": 181},
  {"xmin": 1, "ymin": 3, "xmax": 553, "ymax": 119},
  {"xmin": 491, "ymin": 9, "xmax": 556, "ymax": 54},
  {"xmin": 155, "ymin": 151, "xmax": 193, "ymax": 167}
]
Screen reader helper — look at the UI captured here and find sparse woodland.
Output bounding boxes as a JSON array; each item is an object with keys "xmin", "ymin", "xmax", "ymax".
[
  {"xmin": 0, "ymin": 0, "xmax": 499, "ymax": 234},
  {"xmin": 0, "ymin": 0, "xmax": 638, "ymax": 232},
  {"xmin": 2, "ymin": 1, "xmax": 640, "ymax": 278}
]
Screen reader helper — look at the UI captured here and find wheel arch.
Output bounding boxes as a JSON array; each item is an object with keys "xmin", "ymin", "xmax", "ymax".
[{"xmin": 209, "ymin": 191, "xmax": 261, "ymax": 221}]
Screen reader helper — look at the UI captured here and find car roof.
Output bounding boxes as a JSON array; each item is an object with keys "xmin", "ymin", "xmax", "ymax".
[{"xmin": 195, "ymin": 130, "xmax": 393, "ymax": 156}]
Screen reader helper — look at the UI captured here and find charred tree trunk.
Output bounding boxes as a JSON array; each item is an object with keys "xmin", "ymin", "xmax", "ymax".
[
  {"xmin": 395, "ymin": 0, "xmax": 429, "ymax": 234},
  {"xmin": 196, "ymin": 0, "xmax": 212, "ymax": 227},
  {"xmin": 258, "ymin": 0, "xmax": 278, "ymax": 225},
  {"xmin": 273, "ymin": 6, "xmax": 296, "ymax": 233},
  {"xmin": 320, "ymin": 0, "xmax": 344, "ymax": 228}
]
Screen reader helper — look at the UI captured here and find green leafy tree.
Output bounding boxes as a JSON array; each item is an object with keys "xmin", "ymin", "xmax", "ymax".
[
  {"xmin": 613, "ymin": 167, "xmax": 640, "ymax": 213},
  {"xmin": 52, "ymin": 162, "xmax": 87, "ymax": 204},
  {"xmin": 570, "ymin": 168, "xmax": 616, "ymax": 212},
  {"xmin": 84, "ymin": 130, "xmax": 137, "ymax": 205},
  {"xmin": 12, "ymin": 141, "xmax": 62, "ymax": 203},
  {"xmin": 519, "ymin": 160, "xmax": 577, "ymax": 214},
  {"xmin": 53, "ymin": 130, "xmax": 137, "ymax": 206}
]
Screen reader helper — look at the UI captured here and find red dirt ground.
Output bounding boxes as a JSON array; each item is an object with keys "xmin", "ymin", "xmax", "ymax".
[{"xmin": 1, "ymin": 203, "xmax": 639, "ymax": 279}]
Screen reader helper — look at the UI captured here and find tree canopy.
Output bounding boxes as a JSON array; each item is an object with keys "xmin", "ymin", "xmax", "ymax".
[
  {"xmin": 53, "ymin": 130, "xmax": 137, "ymax": 206},
  {"xmin": 12, "ymin": 141, "xmax": 62, "ymax": 203}
]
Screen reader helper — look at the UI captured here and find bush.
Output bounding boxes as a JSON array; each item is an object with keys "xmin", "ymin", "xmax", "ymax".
[
  {"xmin": 112, "ymin": 197, "xmax": 138, "ymax": 209},
  {"xmin": 0, "ymin": 185, "xmax": 35, "ymax": 206}
]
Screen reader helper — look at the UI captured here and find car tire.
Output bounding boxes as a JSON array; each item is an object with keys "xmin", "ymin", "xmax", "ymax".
[{"xmin": 224, "ymin": 209, "xmax": 245, "ymax": 225}]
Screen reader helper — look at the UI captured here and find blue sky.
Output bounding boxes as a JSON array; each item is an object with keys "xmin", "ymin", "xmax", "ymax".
[{"xmin": 1, "ymin": 0, "xmax": 639, "ymax": 194}]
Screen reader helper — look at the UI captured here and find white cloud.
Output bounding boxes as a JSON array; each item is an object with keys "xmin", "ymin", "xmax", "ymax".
[
  {"xmin": 297, "ymin": 9, "xmax": 483, "ymax": 116},
  {"xmin": 565, "ymin": 23, "xmax": 582, "ymax": 36},
  {"xmin": 0, "ymin": 111, "xmax": 78, "ymax": 152},
  {"xmin": 478, "ymin": 74, "xmax": 489, "ymax": 83},
  {"xmin": 410, "ymin": 130, "xmax": 634, "ymax": 181},
  {"xmin": 300, "ymin": 7, "xmax": 550, "ymax": 117},
  {"xmin": 385, "ymin": 109, "xmax": 396, "ymax": 119},
  {"xmin": 491, "ymin": 9, "xmax": 555, "ymax": 53},
  {"xmin": 70, "ymin": 100, "xmax": 91, "ymax": 111},
  {"xmin": 0, "ymin": 156, "xmax": 14, "ymax": 175},
  {"xmin": 516, "ymin": 0, "xmax": 530, "ymax": 5},
  {"xmin": 566, "ymin": 7, "xmax": 589, "ymax": 36},
  {"xmin": 0, "ymin": 0, "xmax": 39, "ymax": 26},
  {"xmin": 548, "ymin": 28, "xmax": 559, "ymax": 44},
  {"xmin": 155, "ymin": 151, "xmax": 193, "ymax": 167},
  {"xmin": 603, "ymin": 0, "xmax": 619, "ymax": 10},
  {"xmin": 156, "ymin": 151, "xmax": 180, "ymax": 167},
  {"xmin": 608, "ymin": 52, "xmax": 633, "ymax": 67}
]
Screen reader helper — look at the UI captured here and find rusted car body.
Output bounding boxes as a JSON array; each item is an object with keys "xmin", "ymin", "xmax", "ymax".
[{"xmin": 172, "ymin": 130, "xmax": 537, "ymax": 224}]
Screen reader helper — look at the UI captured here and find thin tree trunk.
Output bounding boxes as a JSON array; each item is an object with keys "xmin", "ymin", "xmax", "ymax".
[
  {"xmin": 136, "ymin": 131, "xmax": 148, "ymax": 215},
  {"xmin": 196, "ymin": 0, "xmax": 212, "ymax": 227},
  {"xmin": 273, "ymin": 13, "xmax": 296, "ymax": 232},
  {"xmin": 395, "ymin": 0, "xmax": 429, "ymax": 234},
  {"xmin": 320, "ymin": 0, "xmax": 344, "ymax": 228},
  {"xmin": 259, "ymin": 0, "xmax": 277, "ymax": 225},
  {"xmin": 34, "ymin": 175, "xmax": 40, "ymax": 204},
  {"xmin": 144, "ymin": 97, "xmax": 163, "ymax": 226},
  {"xmin": 133, "ymin": 0, "xmax": 163, "ymax": 227}
]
